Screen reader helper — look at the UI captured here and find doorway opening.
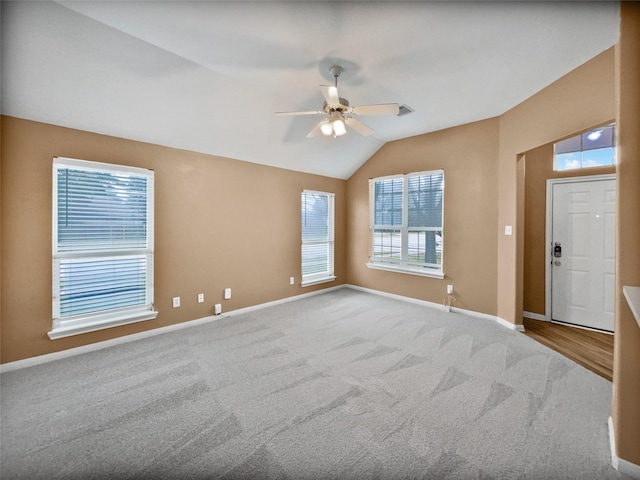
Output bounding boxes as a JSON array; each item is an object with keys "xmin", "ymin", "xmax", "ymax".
[{"xmin": 521, "ymin": 129, "xmax": 616, "ymax": 376}]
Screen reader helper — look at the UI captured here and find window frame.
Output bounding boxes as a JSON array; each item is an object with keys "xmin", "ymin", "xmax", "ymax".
[
  {"xmin": 50, "ymin": 157, "xmax": 157, "ymax": 340},
  {"xmin": 301, "ymin": 189, "xmax": 336, "ymax": 287},
  {"xmin": 367, "ymin": 170, "xmax": 445, "ymax": 279},
  {"xmin": 553, "ymin": 123, "xmax": 616, "ymax": 171}
]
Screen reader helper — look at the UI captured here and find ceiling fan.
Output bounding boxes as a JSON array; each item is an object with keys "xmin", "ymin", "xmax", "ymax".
[{"xmin": 276, "ymin": 65, "xmax": 400, "ymax": 138}]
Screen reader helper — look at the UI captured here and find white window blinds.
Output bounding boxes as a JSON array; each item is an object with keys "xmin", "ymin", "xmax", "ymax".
[
  {"xmin": 51, "ymin": 157, "xmax": 156, "ymax": 339},
  {"xmin": 369, "ymin": 170, "xmax": 444, "ymax": 277},
  {"xmin": 301, "ymin": 190, "xmax": 335, "ymax": 286}
]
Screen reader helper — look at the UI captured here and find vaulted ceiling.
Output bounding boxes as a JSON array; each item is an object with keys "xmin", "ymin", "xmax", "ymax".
[{"xmin": 1, "ymin": 1, "xmax": 620, "ymax": 179}]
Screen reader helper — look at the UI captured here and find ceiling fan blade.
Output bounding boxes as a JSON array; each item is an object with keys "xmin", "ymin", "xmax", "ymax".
[
  {"xmin": 345, "ymin": 117, "xmax": 373, "ymax": 136},
  {"xmin": 306, "ymin": 120, "xmax": 325, "ymax": 138},
  {"xmin": 351, "ymin": 103, "xmax": 400, "ymax": 116},
  {"xmin": 320, "ymin": 85, "xmax": 340, "ymax": 106},
  {"xmin": 275, "ymin": 110, "xmax": 323, "ymax": 116}
]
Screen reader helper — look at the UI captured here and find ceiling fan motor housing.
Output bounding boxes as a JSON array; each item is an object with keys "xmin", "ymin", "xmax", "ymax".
[{"xmin": 323, "ymin": 98, "xmax": 350, "ymax": 114}]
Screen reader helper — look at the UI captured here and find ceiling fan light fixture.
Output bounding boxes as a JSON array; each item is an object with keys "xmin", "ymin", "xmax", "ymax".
[
  {"xmin": 276, "ymin": 64, "xmax": 400, "ymax": 139},
  {"xmin": 332, "ymin": 118, "xmax": 347, "ymax": 136},
  {"xmin": 320, "ymin": 121, "xmax": 334, "ymax": 136}
]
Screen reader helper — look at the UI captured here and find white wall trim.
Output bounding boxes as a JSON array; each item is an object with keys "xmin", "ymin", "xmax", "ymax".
[
  {"xmin": 496, "ymin": 316, "xmax": 526, "ymax": 332},
  {"xmin": 344, "ymin": 284, "xmax": 524, "ymax": 331},
  {"xmin": 365, "ymin": 262, "xmax": 445, "ymax": 279},
  {"xmin": 609, "ymin": 416, "xmax": 640, "ymax": 479},
  {"xmin": 0, "ymin": 284, "xmax": 521, "ymax": 373},
  {"xmin": 610, "ymin": 416, "xmax": 619, "ymax": 471},
  {"xmin": 222, "ymin": 285, "xmax": 344, "ymax": 318},
  {"xmin": 0, "ymin": 285, "xmax": 344, "ymax": 373},
  {"xmin": 345, "ymin": 284, "xmax": 444, "ymax": 309},
  {"xmin": 1, "ymin": 314, "xmax": 222, "ymax": 373},
  {"xmin": 523, "ymin": 311, "xmax": 547, "ymax": 321},
  {"xmin": 301, "ymin": 275, "xmax": 337, "ymax": 288},
  {"xmin": 48, "ymin": 310, "xmax": 159, "ymax": 340}
]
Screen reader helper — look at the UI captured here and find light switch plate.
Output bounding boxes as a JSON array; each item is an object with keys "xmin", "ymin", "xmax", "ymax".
[{"xmin": 224, "ymin": 288, "xmax": 231, "ymax": 300}]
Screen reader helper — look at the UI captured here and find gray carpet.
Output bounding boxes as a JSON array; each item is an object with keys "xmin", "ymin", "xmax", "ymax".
[{"xmin": 1, "ymin": 288, "xmax": 623, "ymax": 479}]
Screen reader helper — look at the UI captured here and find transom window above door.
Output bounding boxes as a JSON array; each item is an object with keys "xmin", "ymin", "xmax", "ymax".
[{"xmin": 554, "ymin": 124, "xmax": 616, "ymax": 171}]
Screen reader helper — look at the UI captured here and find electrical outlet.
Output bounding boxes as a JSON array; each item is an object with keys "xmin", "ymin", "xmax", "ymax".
[
  {"xmin": 197, "ymin": 293, "xmax": 204, "ymax": 303},
  {"xmin": 172, "ymin": 296, "xmax": 181, "ymax": 308},
  {"xmin": 224, "ymin": 288, "xmax": 231, "ymax": 300},
  {"xmin": 290, "ymin": 277, "xmax": 295, "ymax": 285},
  {"xmin": 447, "ymin": 285, "xmax": 454, "ymax": 295},
  {"xmin": 214, "ymin": 304, "xmax": 222, "ymax": 315},
  {"xmin": 505, "ymin": 225, "xmax": 513, "ymax": 236}
]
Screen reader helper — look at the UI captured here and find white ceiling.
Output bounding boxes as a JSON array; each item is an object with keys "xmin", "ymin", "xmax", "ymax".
[{"xmin": 1, "ymin": 1, "xmax": 620, "ymax": 179}]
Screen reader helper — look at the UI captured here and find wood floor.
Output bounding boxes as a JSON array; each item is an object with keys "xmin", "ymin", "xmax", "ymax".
[{"xmin": 522, "ymin": 318, "xmax": 614, "ymax": 382}]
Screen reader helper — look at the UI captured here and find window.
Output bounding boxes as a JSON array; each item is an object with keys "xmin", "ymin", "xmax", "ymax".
[
  {"xmin": 368, "ymin": 170, "xmax": 444, "ymax": 278},
  {"xmin": 50, "ymin": 157, "xmax": 157, "ymax": 339},
  {"xmin": 301, "ymin": 190, "xmax": 335, "ymax": 286},
  {"xmin": 554, "ymin": 124, "xmax": 616, "ymax": 171}
]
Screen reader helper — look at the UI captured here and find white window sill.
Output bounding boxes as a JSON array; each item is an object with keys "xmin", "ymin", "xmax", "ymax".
[
  {"xmin": 366, "ymin": 263, "xmax": 445, "ymax": 279},
  {"xmin": 48, "ymin": 309, "xmax": 158, "ymax": 340},
  {"xmin": 301, "ymin": 276, "xmax": 337, "ymax": 287}
]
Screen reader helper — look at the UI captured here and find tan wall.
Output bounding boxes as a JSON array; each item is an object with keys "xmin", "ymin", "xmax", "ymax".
[
  {"xmin": 0, "ymin": 116, "xmax": 346, "ymax": 363},
  {"xmin": 345, "ymin": 43, "xmax": 616, "ymax": 323},
  {"xmin": 523, "ymin": 143, "xmax": 615, "ymax": 316},
  {"xmin": 497, "ymin": 47, "xmax": 616, "ymax": 326},
  {"xmin": 613, "ymin": 2, "xmax": 640, "ymax": 467},
  {"xmin": 346, "ymin": 118, "xmax": 500, "ymax": 316}
]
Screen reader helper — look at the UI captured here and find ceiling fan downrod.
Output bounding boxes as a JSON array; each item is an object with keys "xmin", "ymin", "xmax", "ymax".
[{"xmin": 330, "ymin": 65, "xmax": 343, "ymax": 88}]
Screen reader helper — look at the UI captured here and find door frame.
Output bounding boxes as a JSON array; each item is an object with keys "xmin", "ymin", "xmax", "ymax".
[{"xmin": 544, "ymin": 173, "xmax": 616, "ymax": 323}]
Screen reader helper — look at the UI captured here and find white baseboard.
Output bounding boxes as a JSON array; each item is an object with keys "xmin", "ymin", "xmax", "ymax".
[
  {"xmin": 345, "ymin": 284, "xmax": 444, "ymax": 310},
  {"xmin": 0, "ymin": 314, "xmax": 222, "ymax": 373},
  {"xmin": 610, "ymin": 417, "xmax": 618, "ymax": 470},
  {"xmin": 0, "ymin": 285, "xmax": 344, "ymax": 374},
  {"xmin": 523, "ymin": 311, "xmax": 547, "ymax": 321},
  {"xmin": 609, "ymin": 416, "xmax": 640, "ymax": 479},
  {"xmin": 223, "ymin": 285, "xmax": 344, "ymax": 318},
  {"xmin": 0, "ymin": 284, "xmax": 528, "ymax": 373},
  {"xmin": 344, "ymin": 284, "xmax": 524, "ymax": 331},
  {"xmin": 496, "ymin": 316, "xmax": 526, "ymax": 332}
]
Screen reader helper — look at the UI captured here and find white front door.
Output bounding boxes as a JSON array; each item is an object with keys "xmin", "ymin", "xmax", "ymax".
[{"xmin": 550, "ymin": 177, "xmax": 616, "ymax": 332}]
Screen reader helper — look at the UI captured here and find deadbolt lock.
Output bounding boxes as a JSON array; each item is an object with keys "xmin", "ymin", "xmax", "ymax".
[{"xmin": 553, "ymin": 242, "xmax": 562, "ymax": 258}]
